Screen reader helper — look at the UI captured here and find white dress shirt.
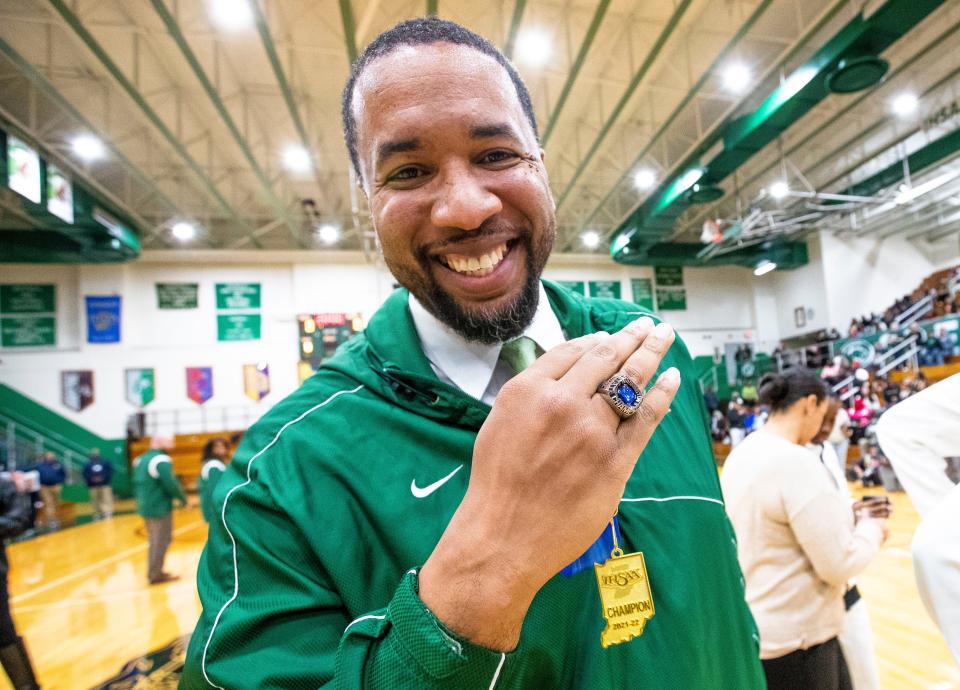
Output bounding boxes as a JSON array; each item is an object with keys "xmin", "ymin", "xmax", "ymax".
[{"xmin": 408, "ymin": 283, "xmax": 567, "ymax": 405}]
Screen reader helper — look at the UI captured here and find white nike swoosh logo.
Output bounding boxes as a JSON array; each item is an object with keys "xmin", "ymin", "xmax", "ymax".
[{"xmin": 411, "ymin": 464, "xmax": 464, "ymax": 499}]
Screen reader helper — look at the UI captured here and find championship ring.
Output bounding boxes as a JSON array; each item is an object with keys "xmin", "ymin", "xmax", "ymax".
[{"xmin": 596, "ymin": 373, "xmax": 644, "ymax": 419}]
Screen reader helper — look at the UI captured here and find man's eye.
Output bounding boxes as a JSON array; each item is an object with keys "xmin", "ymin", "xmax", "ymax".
[
  {"xmin": 389, "ymin": 167, "xmax": 423, "ymax": 181},
  {"xmin": 481, "ymin": 150, "xmax": 518, "ymax": 164}
]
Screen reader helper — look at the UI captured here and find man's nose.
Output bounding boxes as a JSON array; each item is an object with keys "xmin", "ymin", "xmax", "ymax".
[{"xmin": 430, "ymin": 163, "xmax": 503, "ymax": 231}]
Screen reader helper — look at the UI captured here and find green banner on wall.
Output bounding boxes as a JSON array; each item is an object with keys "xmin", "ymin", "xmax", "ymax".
[
  {"xmin": 156, "ymin": 283, "xmax": 199, "ymax": 309},
  {"xmin": 0, "ymin": 284, "xmax": 55, "ymax": 313},
  {"xmin": 630, "ymin": 278, "xmax": 654, "ymax": 310},
  {"xmin": 588, "ymin": 280, "xmax": 621, "ymax": 299},
  {"xmin": 656, "ymin": 287, "xmax": 687, "ymax": 311},
  {"xmin": 654, "ymin": 266, "xmax": 684, "ymax": 287},
  {"xmin": 0, "ymin": 316, "xmax": 56, "ymax": 347},
  {"xmin": 215, "ymin": 283, "xmax": 261, "ymax": 310},
  {"xmin": 556, "ymin": 281, "xmax": 586, "ymax": 296},
  {"xmin": 217, "ymin": 314, "xmax": 261, "ymax": 341}
]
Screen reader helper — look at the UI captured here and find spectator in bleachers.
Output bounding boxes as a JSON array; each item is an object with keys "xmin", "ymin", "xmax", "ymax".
[
  {"xmin": 881, "ymin": 376, "xmax": 903, "ymax": 405},
  {"xmin": 0, "ymin": 472, "xmax": 40, "ymax": 690},
  {"xmin": 728, "ymin": 398, "xmax": 748, "ymax": 447},
  {"xmin": 711, "ymin": 403, "xmax": 730, "ymax": 443},
  {"xmin": 36, "ymin": 451, "xmax": 65, "ymax": 531},
  {"xmin": 82, "ymin": 447, "xmax": 113, "ymax": 521},
  {"xmin": 741, "ymin": 379, "xmax": 759, "ymax": 403},
  {"xmin": 703, "ymin": 387, "xmax": 719, "ymax": 413},
  {"xmin": 821, "ymin": 356, "xmax": 847, "ymax": 386},
  {"xmin": 133, "ymin": 435, "xmax": 187, "ymax": 585},
  {"xmin": 827, "ymin": 401, "xmax": 852, "ymax": 470},
  {"xmin": 199, "ymin": 438, "xmax": 230, "ymax": 524}
]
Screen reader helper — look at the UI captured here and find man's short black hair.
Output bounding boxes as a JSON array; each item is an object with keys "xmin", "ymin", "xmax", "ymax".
[{"xmin": 341, "ymin": 17, "xmax": 539, "ymax": 181}]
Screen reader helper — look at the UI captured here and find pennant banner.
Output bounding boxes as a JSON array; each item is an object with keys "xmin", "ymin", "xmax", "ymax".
[
  {"xmin": 243, "ymin": 362, "xmax": 270, "ymax": 402},
  {"xmin": 125, "ymin": 368, "xmax": 156, "ymax": 407},
  {"xmin": 61, "ymin": 370, "xmax": 94, "ymax": 411},
  {"xmin": 186, "ymin": 367, "xmax": 213, "ymax": 405}
]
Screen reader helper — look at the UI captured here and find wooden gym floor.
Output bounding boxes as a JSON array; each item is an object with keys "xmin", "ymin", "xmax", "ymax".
[{"xmin": 3, "ymin": 490, "xmax": 958, "ymax": 689}]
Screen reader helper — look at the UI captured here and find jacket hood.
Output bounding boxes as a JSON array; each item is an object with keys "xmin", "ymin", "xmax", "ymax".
[{"xmin": 321, "ymin": 280, "xmax": 624, "ymax": 430}]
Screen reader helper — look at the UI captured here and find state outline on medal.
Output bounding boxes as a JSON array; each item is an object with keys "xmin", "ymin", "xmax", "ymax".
[{"xmin": 594, "ymin": 547, "xmax": 655, "ymax": 648}]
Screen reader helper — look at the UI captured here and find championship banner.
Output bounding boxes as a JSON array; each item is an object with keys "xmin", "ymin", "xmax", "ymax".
[
  {"xmin": 61, "ymin": 370, "xmax": 94, "ymax": 411},
  {"xmin": 186, "ymin": 367, "xmax": 213, "ymax": 405},
  {"xmin": 243, "ymin": 363, "xmax": 271, "ymax": 402},
  {"xmin": 125, "ymin": 368, "xmax": 156, "ymax": 407},
  {"xmin": 86, "ymin": 295, "xmax": 121, "ymax": 343}
]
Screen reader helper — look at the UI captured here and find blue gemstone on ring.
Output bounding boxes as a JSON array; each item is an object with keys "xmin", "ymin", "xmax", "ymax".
[{"xmin": 616, "ymin": 382, "xmax": 638, "ymax": 406}]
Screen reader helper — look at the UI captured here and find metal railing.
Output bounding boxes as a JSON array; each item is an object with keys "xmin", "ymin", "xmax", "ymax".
[
  {"xmin": 831, "ymin": 374, "xmax": 858, "ymax": 401},
  {"xmin": 877, "ymin": 336, "xmax": 920, "ymax": 376},
  {"xmin": 137, "ymin": 404, "xmax": 266, "ymax": 437},
  {"xmin": 830, "ymin": 336, "xmax": 920, "ymax": 401},
  {"xmin": 1, "ymin": 414, "xmax": 86, "ymax": 483},
  {"xmin": 895, "ymin": 295, "xmax": 934, "ymax": 329},
  {"xmin": 697, "ymin": 366, "xmax": 719, "ymax": 395}
]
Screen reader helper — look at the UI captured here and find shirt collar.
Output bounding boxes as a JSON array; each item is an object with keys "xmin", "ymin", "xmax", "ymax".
[{"xmin": 408, "ymin": 283, "xmax": 566, "ymax": 400}]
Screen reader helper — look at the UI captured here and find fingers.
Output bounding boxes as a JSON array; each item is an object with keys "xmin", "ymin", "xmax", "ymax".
[
  {"xmin": 616, "ymin": 367, "xmax": 681, "ymax": 457},
  {"xmin": 617, "ymin": 322, "xmax": 676, "ymax": 391},
  {"xmin": 522, "ymin": 333, "xmax": 603, "ymax": 380},
  {"xmin": 558, "ymin": 317, "xmax": 657, "ymax": 396}
]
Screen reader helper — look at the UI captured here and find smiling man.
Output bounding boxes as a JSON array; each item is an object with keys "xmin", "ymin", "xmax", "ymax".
[{"xmin": 182, "ymin": 18, "xmax": 764, "ymax": 690}]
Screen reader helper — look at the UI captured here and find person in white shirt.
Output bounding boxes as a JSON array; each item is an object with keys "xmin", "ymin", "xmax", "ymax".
[
  {"xmin": 875, "ymin": 374, "xmax": 960, "ymax": 665},
  {"xmin": 827, "ymin": 404, "xmax": 852, "ymax": 478},
  {"xmin": 722, "ymin": 369, "xmax": 888, "ymax": 690},
  {"xmin": 809, "ymin": 398, "xmax": 889, "ymax": 690}
]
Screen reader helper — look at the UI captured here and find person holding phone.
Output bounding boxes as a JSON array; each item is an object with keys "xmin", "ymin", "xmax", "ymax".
[
  {"xmin": 722, "ymin": 370, "xmax": 889, "ymax": 689},
  {"xmin": 809, "ymin": 397, "xmax": 890, "ymax": 690}
]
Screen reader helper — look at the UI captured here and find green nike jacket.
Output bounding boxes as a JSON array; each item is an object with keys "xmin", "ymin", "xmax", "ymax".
[
  {"xmin": 198, "ymin": 459, "xmax": 227, "ymax": 523},
  {"xmin": 181, "ymin": 281, "xmax": 764, "ymax": 690},
  {"xmin": 132, "ymin": 449, "xmax": 187, "ymax": 519}
]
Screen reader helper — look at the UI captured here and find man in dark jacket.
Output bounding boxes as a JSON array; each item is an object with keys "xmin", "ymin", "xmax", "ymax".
[
  {"xmin": 0, "ymin": 474, "xmax": 40, "ymax": 689},
  {"xmin": 35, "ymin": 453, "xmax": 65, "ymax": 532},
  {"xmin": 82, "ymin": 448, "xmax": 113, "ymax": 520}
]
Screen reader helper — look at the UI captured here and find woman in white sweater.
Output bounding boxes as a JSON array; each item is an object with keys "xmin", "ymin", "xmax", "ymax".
[{"xmin": 722, "ymin": 369, "xmax": 888, "ymax": 690}]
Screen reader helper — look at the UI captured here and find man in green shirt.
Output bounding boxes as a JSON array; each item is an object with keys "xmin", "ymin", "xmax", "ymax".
[
  {"xmin": 182, "ymin": 17, "xmax": 764, "ymax": 689},
  {"xmin": 132, "ymin": 434, "xmax": 187, "ymax": 584}
]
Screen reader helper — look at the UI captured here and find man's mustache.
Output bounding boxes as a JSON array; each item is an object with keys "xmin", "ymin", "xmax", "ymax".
[{"xmin": 421, "ymin": 221, "xmax": 528, "ymax": 254}]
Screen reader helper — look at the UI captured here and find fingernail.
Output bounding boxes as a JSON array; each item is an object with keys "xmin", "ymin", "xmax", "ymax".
[
  {"xmin": 652, "ymin": 322, "xmax": 673, "ymax": 338},
  {"xmin": 632, "ymin": 316, "xmax": 654, "ymax": 329},
  {"xmin": 659, "ymin": 367, "xmax": 680, "ymax": 384}
]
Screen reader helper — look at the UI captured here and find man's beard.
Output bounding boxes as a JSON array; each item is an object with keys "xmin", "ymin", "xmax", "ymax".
[{"xmin": 393, "ymin": 223, "xmax": 554, "ymax": 344}]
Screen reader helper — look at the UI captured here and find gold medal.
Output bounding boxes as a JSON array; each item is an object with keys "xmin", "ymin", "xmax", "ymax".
[{"xmin": 594, "ymin": 519, "xmax": 655, "ymax": 648}]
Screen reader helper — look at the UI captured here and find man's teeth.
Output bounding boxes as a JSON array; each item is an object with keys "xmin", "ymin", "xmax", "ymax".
[{"xmin": 444, "ymin": 244, "xmax": 508, "ymax": 276}]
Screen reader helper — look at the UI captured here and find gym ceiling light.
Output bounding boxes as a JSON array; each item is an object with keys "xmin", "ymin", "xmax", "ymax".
[
  {"xmin": 71, "ymin": 134, "xmax": 105, "ymax": 162},
  {"xmin": 515, "ymin": 30, "xmax": 551, "ymax": 67}
]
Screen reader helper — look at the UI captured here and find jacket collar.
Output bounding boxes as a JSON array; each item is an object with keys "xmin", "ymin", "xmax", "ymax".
[{"xmin": 326, "ymin": 280, "xmax": 593, "ymax": 429}]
